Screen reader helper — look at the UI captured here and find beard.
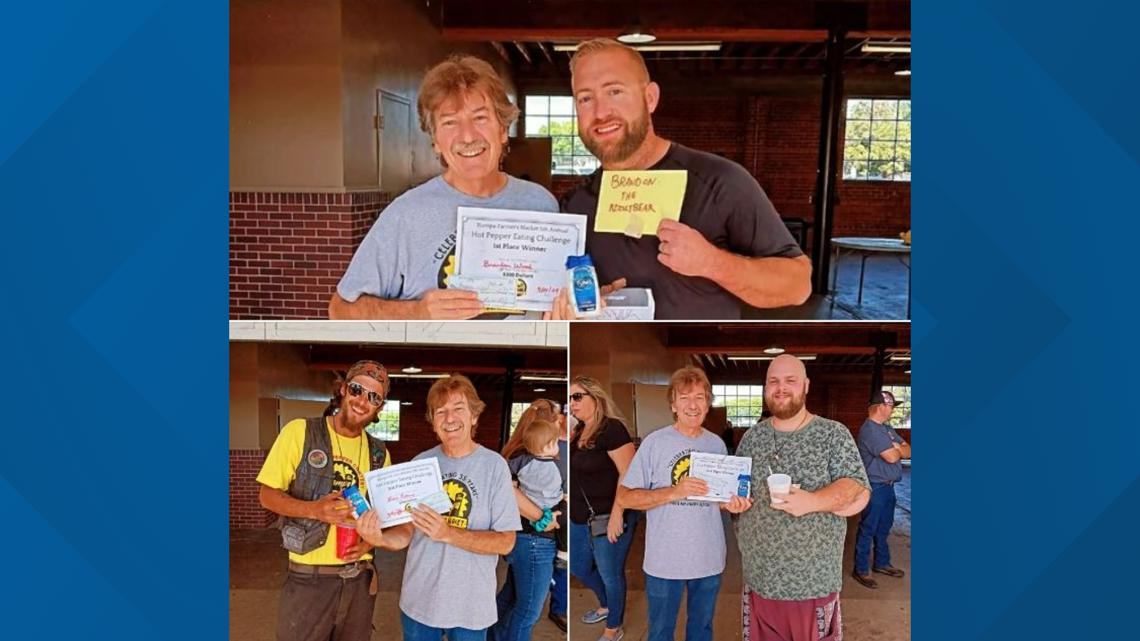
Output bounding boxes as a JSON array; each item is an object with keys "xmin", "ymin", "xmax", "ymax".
[
  {"xmin": 581, "ymin": 108, "xmax": 650, "ymax": 165},
  {"xmin": 765, "ymin": 390, "xmax": 806, "ymax": 420}
]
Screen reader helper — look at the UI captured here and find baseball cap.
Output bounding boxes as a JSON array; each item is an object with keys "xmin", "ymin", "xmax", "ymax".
[{"xmin": 868, "ymin": 390, "xmax": 904, "ymax": 407}]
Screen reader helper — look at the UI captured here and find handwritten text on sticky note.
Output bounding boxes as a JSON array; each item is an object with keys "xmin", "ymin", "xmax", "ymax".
[{"xmin": 594, "ymin": 170, "xmax": 688, "ymax": 237}]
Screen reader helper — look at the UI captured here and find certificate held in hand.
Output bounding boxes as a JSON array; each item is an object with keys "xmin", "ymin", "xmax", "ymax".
[
  {"xmin": 364, "ymin": 458, "xmax": 453, "ymax": 527},
  {"xmin": 687, "ymin": 452, "xmax": 754, "ymax": 502}
]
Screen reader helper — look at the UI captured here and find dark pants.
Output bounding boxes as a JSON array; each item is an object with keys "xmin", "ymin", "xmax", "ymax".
[
  {"xmin": 276, "ymin": 568, "xmax": 374, "ymax": 641},
  {"xmin": 854, "ymin": 482, "xmax": 897, "ymax": 574},
  {"xmin": 645, "ymin": 573, "xmax": 723, "ymax": 641}
]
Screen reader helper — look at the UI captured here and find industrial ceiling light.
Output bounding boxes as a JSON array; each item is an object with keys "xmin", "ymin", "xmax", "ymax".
[
  {"xmin": 895, "ymin": 69, "xmax": 912, "ymax": 76},
  {"xmin": 727, "ymin": 354, "xmax": 817, "ymax": 361},
  {"xmin": 534, "ymin": 387, "xmax": 547, "ymax": 393},
  {"xmin": 400, "ymin": 401, "xmax": 413, "ymax": 406},
  {"xmin": 617, "ymin": 20, "xmax": 656, "ymax": 44},
  {"xmin": 401, "ymin": 365, "xmax": 423, "ymax": 374},
  {"xmin": 862, "ymin": 41, "xmax": 911, "ymax": 54},
  {"xmin": 889, "ymin": 354, "xmax": 911, "ymax": 362},
  {"xmin": 763, "ymin": 346, "xmax": 786, "ymax": 355},
  {"xmin": 388, "ymin": 373, "xmax": 448, "ymax": 379},
  {"xmin": 553, "ymin": 41, "xmax": 718, "ymax": 52},
  {"xmin": 520, "ymin": 375, "xmax": 566, "ymax": 382}
]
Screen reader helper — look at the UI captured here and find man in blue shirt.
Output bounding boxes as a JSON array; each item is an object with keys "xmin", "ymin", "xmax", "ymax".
[{"xmin": 852, "ymin": 390, "xmax": 912, "ymax": 589}]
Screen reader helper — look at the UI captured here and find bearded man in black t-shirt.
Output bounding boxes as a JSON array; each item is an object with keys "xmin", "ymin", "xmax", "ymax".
[{"xmin": 557, "ymin": 38, "xmax": 812, "ymax": 320}]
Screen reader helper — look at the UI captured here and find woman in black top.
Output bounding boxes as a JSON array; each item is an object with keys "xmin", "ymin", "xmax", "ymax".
[{"xmin": 568, "ymin": 376, "xmax": 638, "ymax": 641}]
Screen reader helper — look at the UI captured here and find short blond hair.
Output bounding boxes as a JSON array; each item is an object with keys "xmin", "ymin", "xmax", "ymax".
[
  {"xmin": 417, "ymin": 55, "xmax": 519, "ymax": 136},
  {"xmin": 425, "ymin": 374, "xmax": 487, "ymax": 434},
  {"xmin": 570, "ymin": 38, "xmax": 650, "ymax": 84},
  {"xmin": 667, "ymin": 366, "xmax": 713, "ymax": 405}
]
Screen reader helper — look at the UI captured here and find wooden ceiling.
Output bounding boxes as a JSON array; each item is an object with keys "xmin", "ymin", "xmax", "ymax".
[
  {"xmin": 663, "ymin": 322, "xmax": 910, "ymax": 383},
  {"xmin": 422, "ymin": 0, "xmax": 910, "ymax": 78}
]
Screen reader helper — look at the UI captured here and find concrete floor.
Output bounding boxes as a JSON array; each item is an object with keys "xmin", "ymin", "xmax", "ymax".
[
  {"xmin": 744, "ymin": 253, "xmax": 910, "ymax": 321},
  {"xmin": 570, "ymin": 469, "xmax": 911, "ymax": 641},
  {"xmin": 230, "ymin": 531, "xmax": 566, "ymax": 641}
]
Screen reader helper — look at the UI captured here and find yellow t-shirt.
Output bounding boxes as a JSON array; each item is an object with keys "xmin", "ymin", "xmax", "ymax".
[{"xmin": 256, "ymin": 417, "xmax": 391, "ymax": 565}]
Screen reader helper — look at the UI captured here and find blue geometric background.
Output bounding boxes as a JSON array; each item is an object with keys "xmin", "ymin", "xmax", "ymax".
[
  {"xmin": 2, "ymin": 0, "xmax": 1137, "ymax": 638},
  {"xmin": 918, "ymin": 1, "xmax": 1140, "ymax": 639},
  {"xmin": 0, "ymin": 1, "xmax": 228, "ymax": 639}
]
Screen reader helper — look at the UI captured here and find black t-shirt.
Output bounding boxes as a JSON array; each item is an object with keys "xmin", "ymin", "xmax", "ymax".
[
  {"xmin": 560, "ymin": 142, "xmax": 803, "ymax": 319},
  {"xmin": 569, "ymin": 417, "xmax": 633, "ymax": 524}
]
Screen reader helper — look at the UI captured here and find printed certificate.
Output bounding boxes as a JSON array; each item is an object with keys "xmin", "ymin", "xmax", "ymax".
[
  {"xmin": 453, "ymin": 207, "xmax": 588, "ymax": 312},
  {"xmin": 687, "ymin": 452, "xmax": 754, "ymax": 502},
  {"xmin": 364, "ymin": 458, "xmax": 453, "ymax": 527}
]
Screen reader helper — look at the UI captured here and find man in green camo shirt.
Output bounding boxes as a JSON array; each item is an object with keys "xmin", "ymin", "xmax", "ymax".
[{"xmin": 734, "ymin": 355, "xmax": 870, "ymax": 641}]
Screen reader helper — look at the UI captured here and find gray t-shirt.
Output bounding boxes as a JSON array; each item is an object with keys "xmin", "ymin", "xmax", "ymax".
[
  {"xmin": 857, "ymin": 418, "xmax": 905, "ymax": 484},
  {"xmin": 517, "ymin": 457, "xmax": 563, "ymax": 509},
  {"xmin": 734, "ymin": 416, "xmax": 870, "ymax": 600},
  {"xmin": 337, "ymin": 174, "xmax": 559, "ymax": 303},
  {"xmin": 399, "ymin": 445, "xmax": 521, "ymax": 630},
  {"xmin": 622, "ymin": 424, "xmax": 728, "ymax": 580}
]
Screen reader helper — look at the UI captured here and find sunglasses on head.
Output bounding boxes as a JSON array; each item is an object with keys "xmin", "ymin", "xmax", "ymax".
[
  {"xmin": 569, "ymin": 392, "xmax": 591, "ymax": 402},
  {"xmin": 347, "ymin": 381, "xmax": 385, "ymax": 407}
]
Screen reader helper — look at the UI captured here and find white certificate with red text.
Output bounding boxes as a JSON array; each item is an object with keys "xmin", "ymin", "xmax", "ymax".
[
  {"xmin": 364, "ymin": 458, "xmax": 452, "ymax": 527},
  {"xmin": 453, "ymin": 207, "xmax": 588, "ymax": 312}
]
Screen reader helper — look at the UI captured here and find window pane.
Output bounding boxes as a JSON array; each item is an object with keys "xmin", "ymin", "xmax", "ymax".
[
  {"xmin": 525, "ymin": 95, "xmax": 548, "ymax": 115},
  {"xmin": 870, "ymin": 140, "xmax": 896, "ymax": 161},
  {"xmin": 869, "ymin": 160, "xmax": 892, "ymax": 180},
  {"xmin": 897, "ymin": 141, "xmax": 911, "ymax": 162},
  {"xmin": 847, "ymin": 99, "xmax": 872, "ymax": 119},
  {"xmin": 550, "ymin": 96, "xmax": 574, "ymax": 116},
  {"xmin": 872, "ymin": 99, "xmax": 898, "ymax": 119},
  {"xmin": 871, "ymin": 120, "xmax": 897, "ymax": 141},
  {"xmin": 572, "ymin": 136, "xmax": 591, "ymax": 156},
  {"xmin": 547, "ymin": 116, "xmax": 574, "ymax": 136},
  {"xmin": 898, "ymin": 101, "xmax": 911, "ymax": 121},
  {"xmin": 896, "ymin": 121, "xmax": 911, "ymax": 141},
  {"xmin": 845, "ymin": 120, "xmax": 871, "ymax": 145},
  {"xmin": 843, "ymin": 140, "xmax": 870, "ymax": 161},
  {"xmin": 525, "ymin": 116, "xmax": 548, "ymax": 136}
]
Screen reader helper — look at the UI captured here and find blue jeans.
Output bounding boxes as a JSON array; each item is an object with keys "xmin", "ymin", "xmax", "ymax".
[
  {"xmin": 401, "ymin": 611, "xmax": 486, "ymax": 641},
  {"xmin": 492, "ymin": 534, "xmax": 557, "ymax": 641},
  {"xmin": 550, "ymin": 556, "xmax": 567, "ymax": 616},
  {"xmin": 568, "ymin": 512, "xmax": 638, "ymax": 629},
  {"xmin": 854, "ymin": 482, "xmax": 897, "ymax": 574},
  {"xmin": 645, "ymin": 573, "xmax": 722, "ymax": 641}
]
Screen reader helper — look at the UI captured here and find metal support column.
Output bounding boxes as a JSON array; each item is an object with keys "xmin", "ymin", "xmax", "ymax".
[
  {"xmin": 499, "ymin": 362, "xmax": 517, "ymax": 450},
  {"xmin": 811, "ymin": 27, "xmax": 848, "ymax": 295},
  {"xmin": 870, "ymin": 344, "xmax": 885, "ymax": 399}
]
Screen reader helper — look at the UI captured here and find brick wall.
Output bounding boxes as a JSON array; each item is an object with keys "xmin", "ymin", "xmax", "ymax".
[
  {"xmin": 230, "ymin": 449, "xmax": 274, "ymax": 529},
  {"xmin": 547, "ymin": 95, "xmax": 910, "ymax": 243},
  {"xmin": 230, "ymin": 191, "xmax": 391, "ymax": 319}
]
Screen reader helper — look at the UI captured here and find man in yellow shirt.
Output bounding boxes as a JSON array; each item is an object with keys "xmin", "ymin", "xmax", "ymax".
[{"xmin": 257, "ymin": 360, "xmax": 397, "ymax": 641}]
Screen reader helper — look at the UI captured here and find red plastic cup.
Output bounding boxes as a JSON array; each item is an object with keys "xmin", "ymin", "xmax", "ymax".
[{"xmin": 335, "ymin": 523, "xmax": 358, "ymax": 559}]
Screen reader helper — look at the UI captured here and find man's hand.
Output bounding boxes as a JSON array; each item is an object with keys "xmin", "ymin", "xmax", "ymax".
[
  {"xmin": 410, "ymin": 504, "xmax": 453, "ymax": 543},
  {"xmin": 541, "ymin": 278, "xmax": 624, "ymax": 320},
  {"xmin": 417, "ymin": 288, "xmax": 484, "ymax": 320},
  {"xmin": 310, "ymin": 492, "xmax": 354, "ymax": 525},
  {"xmin": 656, "ymin": 219, "xmax": 719, "ymax": 277},
  {"xmin": 673, "ymin": 476, "xmax": 709, "ymax": 500},
  {"xmin": 771, "ymin": 486, "xmax": 821, "ymax": 517},
  {"xmin": 606, "ymin": 513, "xmax": 625, "ymax": 543},
  {"xmin": 356, "ymin": 509, "xmax": 384, "ymax": 547},
  {"xmin": 721, "ymin": 495, "xmax": 754, "ymax": 514},
  {"xmin": 339, "ymin": 538, "xmax": 373, "ymax": 562}
]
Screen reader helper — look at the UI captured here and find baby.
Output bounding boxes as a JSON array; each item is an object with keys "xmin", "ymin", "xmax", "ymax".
[{"xmin": 506, "ymin": 418, "xmax": 568, "ymax": 559}]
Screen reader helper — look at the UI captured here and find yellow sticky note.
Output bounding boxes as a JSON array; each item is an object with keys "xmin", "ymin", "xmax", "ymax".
[{"xmin": 595, "ymin": 170, "xmax": 688, "ymax": 236}]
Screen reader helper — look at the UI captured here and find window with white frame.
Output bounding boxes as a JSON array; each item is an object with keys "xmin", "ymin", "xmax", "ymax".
[
  {"xmin": 843, "ymin": 98, "xmax": 911, "ymax": 181},
  {"xmin": 365, "ymin": 400, "xmax": 401, "ymax": 441},
  {"xmin": 712, "ymin": 384, "xmax": 765, "ymax": 429},
  {"xmin": 524, "ymin": 95, "xmax": 599, "ymax": 176}
]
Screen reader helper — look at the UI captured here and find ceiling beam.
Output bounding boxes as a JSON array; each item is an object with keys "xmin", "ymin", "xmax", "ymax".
[
  {"xmin": 443, "ymin": 27, "xmax": 829, "ymax": 43},
  {"xmin": 489, "ymin": 41, "xmax": 512, "ymax": 64},
  {"xmin": 512, "ymin": 41, "xmax": 533, "ymax": 65}
]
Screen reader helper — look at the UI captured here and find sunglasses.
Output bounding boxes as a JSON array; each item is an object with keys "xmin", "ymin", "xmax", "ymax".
[
  {"xmin": 569, "ymin": 392, "xmax": 592, "ymax": 402},
  {"xmin": 347, "ymin": 381, "xmax": 385, "ymax": 408}
]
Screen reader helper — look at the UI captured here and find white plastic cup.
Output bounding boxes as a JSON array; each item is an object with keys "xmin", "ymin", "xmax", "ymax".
[{"xmin": 767, "ymin": 473, "xmax": 792, "ymax": 504}]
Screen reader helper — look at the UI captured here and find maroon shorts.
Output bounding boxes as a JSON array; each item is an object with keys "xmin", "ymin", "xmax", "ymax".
[{"xmin": 742, "ymin": 585, "xmax": 841, "ymax": 641}]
